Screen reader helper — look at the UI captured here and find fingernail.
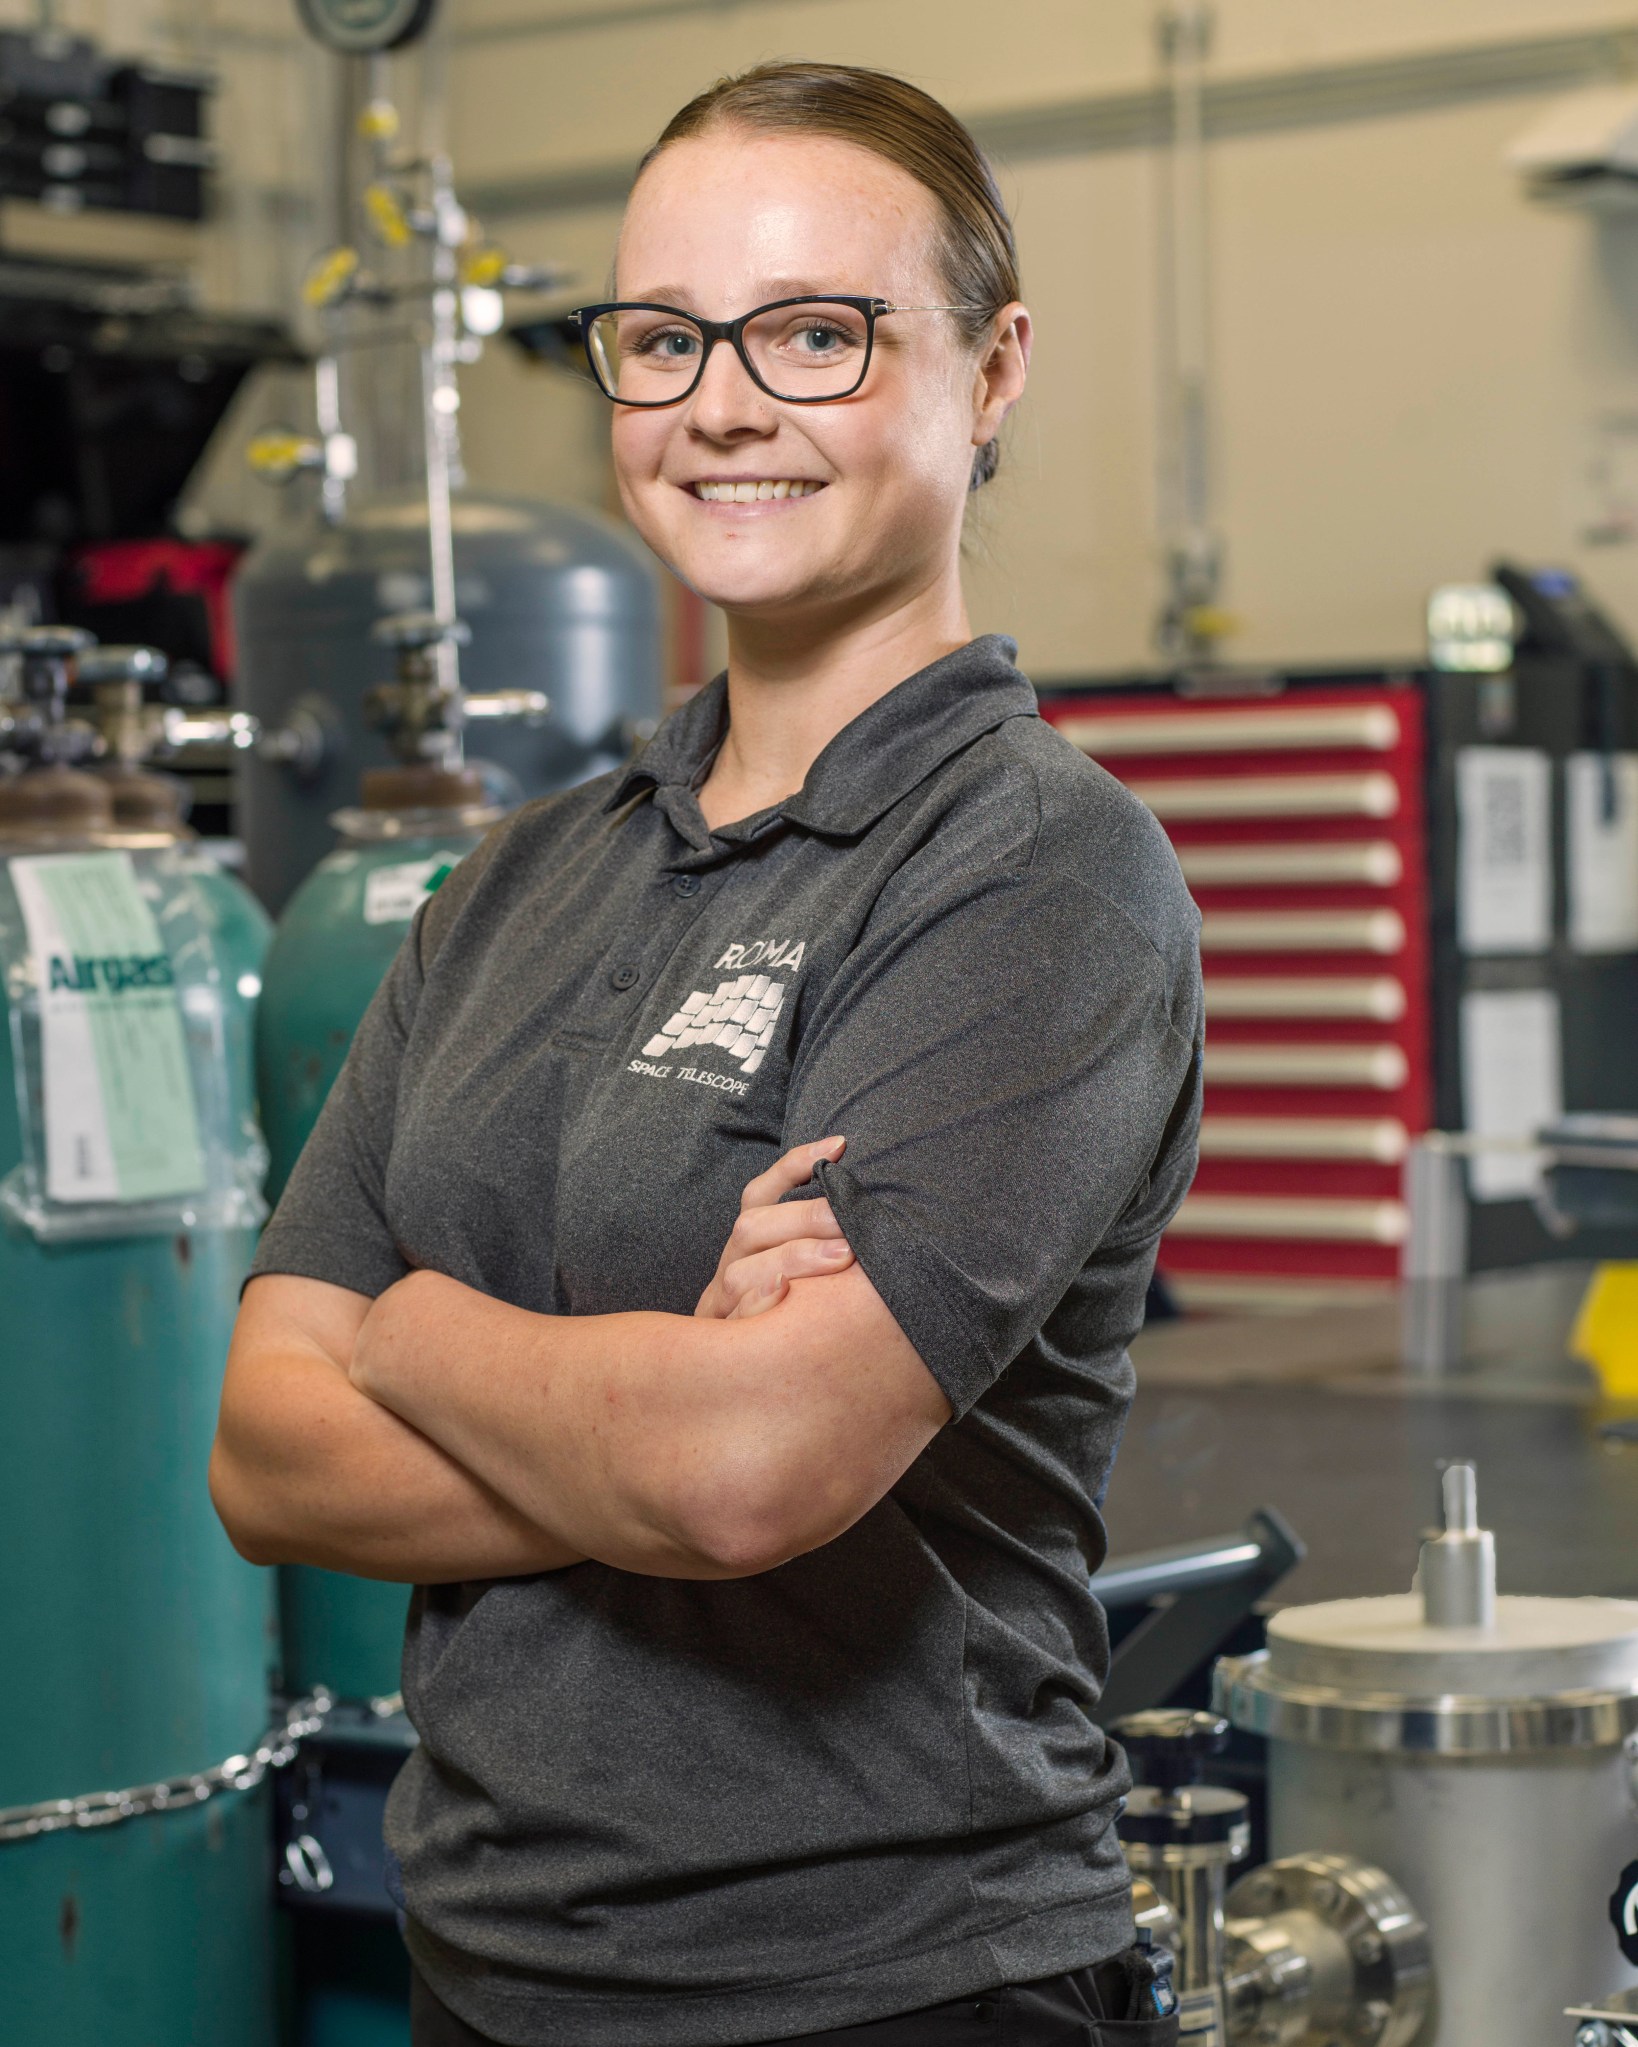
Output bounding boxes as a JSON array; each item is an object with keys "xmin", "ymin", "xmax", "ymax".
[
  {"xmin": 821, "ymin": 1240, "xmax": 851, "ymax": 1260},
  {"xmin": 817, "ymin": 1135, "xmax": 846, "ymax": 1157}
]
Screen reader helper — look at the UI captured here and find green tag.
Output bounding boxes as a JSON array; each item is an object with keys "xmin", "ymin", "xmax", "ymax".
[{"xmin": 11, "ymin": 851, "xmax": 206, "ymax": 1204}]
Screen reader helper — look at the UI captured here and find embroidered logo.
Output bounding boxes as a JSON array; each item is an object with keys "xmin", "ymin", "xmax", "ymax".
[{"xmin": 642, "ymin": 973, "xmax": 785, "ymax": 1075}]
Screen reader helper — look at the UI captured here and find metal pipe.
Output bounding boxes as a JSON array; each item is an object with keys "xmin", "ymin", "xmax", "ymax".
[
  {"xmin": 1097, "ymin": 1536, "xmax": 1265, "ymax": 1610},
  {"xmin": 1155, "ymin": 0, "xmax": 1222, "ymax": 660}
]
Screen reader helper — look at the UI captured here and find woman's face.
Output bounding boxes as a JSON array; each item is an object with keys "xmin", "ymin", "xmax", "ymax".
[{"xmin": 608, "ymin": 128, "xmax": 1025, "ymax": 624}]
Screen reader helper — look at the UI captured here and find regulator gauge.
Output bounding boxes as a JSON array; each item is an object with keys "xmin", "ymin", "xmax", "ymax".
[{"xmin": 294, "ymin": 0, "xmax": 439, "ymax": 54}]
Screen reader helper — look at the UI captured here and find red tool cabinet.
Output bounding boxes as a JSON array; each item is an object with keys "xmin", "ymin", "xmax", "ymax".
[{"xmin": 1039, "ymin": 681, "xmax": 1433, "ymax": 1307}]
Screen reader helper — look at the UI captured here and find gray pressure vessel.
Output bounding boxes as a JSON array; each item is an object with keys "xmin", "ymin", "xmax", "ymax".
[
  {"xmin": 1217, "ymin": 1470, "xmax": 1638, "ymax": 2047},
  {"xmin": 234, "ymin": 488, "xmax": 663, "ymax": 910}
]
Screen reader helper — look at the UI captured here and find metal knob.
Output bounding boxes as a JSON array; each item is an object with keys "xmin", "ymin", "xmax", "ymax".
[
  {"xmin": 75, "ymin": 644, "xmax": 169, "ymax": 689},
  {"xmin": 0, "ymin": 624, "xmax": 95, "ymax": 661}
]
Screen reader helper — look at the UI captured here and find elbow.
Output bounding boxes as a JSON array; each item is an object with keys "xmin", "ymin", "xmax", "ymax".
[
  {"xmin": 207, "ymin": 1438, "xmax": 285, "ymax": 1568},
  {"xmin": 668, "ymin": 1458, "xmax": 854, "ymax": 1579}
]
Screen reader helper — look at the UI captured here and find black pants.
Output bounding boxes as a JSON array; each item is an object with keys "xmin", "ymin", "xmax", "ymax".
[{"xmin": 410, "ymin": 1955, "xmax": 1180, "ymax": 2047}]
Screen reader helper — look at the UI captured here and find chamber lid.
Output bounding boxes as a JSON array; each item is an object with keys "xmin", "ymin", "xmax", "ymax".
[
  {"xmin": 1217, "ymin": 1593, "xmax": 1638, "ymax": 1755},
  {"xmin": 1266, "ymin": 1592, "xmax": 1638, "ymax": 1697}
]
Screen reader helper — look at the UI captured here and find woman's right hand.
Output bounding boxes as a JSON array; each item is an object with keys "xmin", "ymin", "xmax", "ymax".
[{"xmin": 694, "ymin": 1136, "xmax": 855, "ymax": 1321}]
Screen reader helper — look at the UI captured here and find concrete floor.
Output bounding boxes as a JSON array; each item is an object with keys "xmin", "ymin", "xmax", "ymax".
[{"xmin": 1103, "ymin": 1264, "xmax": 1638, "ymax": 1605}]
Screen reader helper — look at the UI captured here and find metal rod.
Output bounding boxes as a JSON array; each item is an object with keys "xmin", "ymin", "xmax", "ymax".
[{"xmin": 1097, "ymin": 1536, "xmax": 1265, "ymax": 1609}]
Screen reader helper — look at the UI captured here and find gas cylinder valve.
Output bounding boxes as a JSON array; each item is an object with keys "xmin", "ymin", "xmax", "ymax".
[
  {"xmin": 0, "ymin": 625, "xmax": 98, "ymax": 765},
  {"xmin": 365, "ymin": 611, "xmax": 470, "ymax": 769}
]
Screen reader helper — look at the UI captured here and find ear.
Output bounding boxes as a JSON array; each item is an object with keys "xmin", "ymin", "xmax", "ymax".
[{"xmin": 971, "ymin": 303, "xmax": 1031, "ymax": 452}]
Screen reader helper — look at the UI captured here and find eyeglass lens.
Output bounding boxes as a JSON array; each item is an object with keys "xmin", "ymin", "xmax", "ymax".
[{"xmin": 587, "ymin": 302, "xmax": 871, "ymax": 402}]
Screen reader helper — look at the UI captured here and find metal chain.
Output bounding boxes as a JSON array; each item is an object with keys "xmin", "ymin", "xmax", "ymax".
[{"xmin": 0, "ymin": 1689, "xmax": 334, "ymax": 1845}]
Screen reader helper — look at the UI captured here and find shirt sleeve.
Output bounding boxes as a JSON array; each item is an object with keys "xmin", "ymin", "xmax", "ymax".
[
  {"xmin": 247, "ymin": 917, "xmax": 425, "ymax": 1298},
  {"xmin": 785, "ymin": 838, "xmax": 1201, "ymax": 1420}
]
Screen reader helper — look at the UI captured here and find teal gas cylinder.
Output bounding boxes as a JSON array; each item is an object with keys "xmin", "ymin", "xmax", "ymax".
[
  {"xmin": 94, "ymin": 761, "xmax": 274, "ymax": 1131},
  {"xmin": 0, "ymin": 765, "xmax": 279, "ymax": 2047},
  {"xmin": 258, "ymin": 763, "xmax": 499, "ymax": 1703}
]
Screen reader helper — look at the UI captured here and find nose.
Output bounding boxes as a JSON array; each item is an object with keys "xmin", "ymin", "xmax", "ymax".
[{"xmin": 685, "ymin": 332, "xmax": 777, "ymax": 441}]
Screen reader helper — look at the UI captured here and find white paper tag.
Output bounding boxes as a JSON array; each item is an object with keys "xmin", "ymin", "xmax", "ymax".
[
  {"xmin": 363, "ymin": 854, "xmax": 460, "ymax": 926},
  {"xmin": 1566, "ymin": 753, "xmax": 1638, "ymax": 953},
  {"xmin": 10, "ymin": 851, "xmax": 205, "ymax": 1204},
  {"xmin": 1460, "ymin": 987, "xmax": 1563, "ymax": 1201},
  {"xmin": 1456, "ymin": 747, "xmax": 1551, "ymax": 954}
]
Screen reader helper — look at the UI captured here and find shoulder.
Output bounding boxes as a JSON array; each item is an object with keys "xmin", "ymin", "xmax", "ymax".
[
  {"xmin": 1003, "ymin": 718, "xmax": 1195, "ymax": 929},
  {"xmin": 937, "ymin": 712, "xmax": 1199, "ymax": 971},
  {"xmin": 417, "ymin": 771, "xmax": 621, "ymax": 963}
]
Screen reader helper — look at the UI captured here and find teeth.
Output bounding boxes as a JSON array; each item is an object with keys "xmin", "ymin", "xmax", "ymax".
[{"xmin": 694, "ymin": 479, "xmax": 820, "ymax": 502}]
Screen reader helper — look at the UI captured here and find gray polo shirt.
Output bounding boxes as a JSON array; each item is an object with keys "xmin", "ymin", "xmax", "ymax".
[{"xmin": 251, "ymin": 634, "xmax": 1203, "ymax": 2047}]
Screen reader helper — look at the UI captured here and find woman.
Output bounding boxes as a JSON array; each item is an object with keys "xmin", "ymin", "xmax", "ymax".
[{"xmin": 212, "ymin": 60, "xmax": 1201, "ymax": 2047}]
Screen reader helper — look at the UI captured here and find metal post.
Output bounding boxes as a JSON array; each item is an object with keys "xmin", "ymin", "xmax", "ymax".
[{"xmin": 1401, "ymin": 1134, "xmax": 1467, "ymax": 1374}]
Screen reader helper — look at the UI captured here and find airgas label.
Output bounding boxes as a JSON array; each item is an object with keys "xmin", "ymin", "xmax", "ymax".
[
  {"xmin": 48, "ymin": 953, "xmax": 175, "ymax": 994},
  {"xmin": 10, "ymin": 852, "xmax": 204, "ymax": 1204}
]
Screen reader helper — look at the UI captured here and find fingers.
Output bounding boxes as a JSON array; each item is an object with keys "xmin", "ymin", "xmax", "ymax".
[
  {"xmin": 719, "ymin": 1236, "xmax": 856, "ymax": 1318},
  {"xmin": 738, "ymin": 1135, "xmax": 846, "ymax": 1212},
  {"xmin": 721, "ymin": 1197, "xmax": 844, "ymax": 1267}
]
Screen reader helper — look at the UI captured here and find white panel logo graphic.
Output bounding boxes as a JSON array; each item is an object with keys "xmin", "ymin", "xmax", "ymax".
[{"xmin": 642, "ymin": 973, "xmax": 785, "ymax": 1075}]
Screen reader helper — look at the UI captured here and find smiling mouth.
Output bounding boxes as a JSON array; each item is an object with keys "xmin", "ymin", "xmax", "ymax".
[{"xmin": 688, "ymin": 479, "xmax": 827, "ymax": 502}]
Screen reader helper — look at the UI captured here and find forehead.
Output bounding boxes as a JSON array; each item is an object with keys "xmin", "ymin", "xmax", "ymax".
[{"xmin": 616, "ymin": 129, "xmax": 944, "ymax": 310}]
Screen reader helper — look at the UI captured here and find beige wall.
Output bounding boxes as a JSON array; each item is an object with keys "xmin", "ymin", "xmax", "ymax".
[
  {"xmin": 444, "ymin": 0, "xmax": 1638, "ymax": 678},
  {"xmin": 12, "ymin": 0, "xmax": 1638, "ymax": 679}
]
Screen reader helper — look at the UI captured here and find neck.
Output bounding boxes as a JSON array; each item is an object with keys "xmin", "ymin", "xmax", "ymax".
[{"xmin": 697, "ymin": 568, "xmax": 973, "ymax": 830}]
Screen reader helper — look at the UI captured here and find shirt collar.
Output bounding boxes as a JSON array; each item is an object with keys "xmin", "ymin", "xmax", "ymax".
[{"xmin": 605, "ymin": 634, "xmax": 1037, "ymax": 856}]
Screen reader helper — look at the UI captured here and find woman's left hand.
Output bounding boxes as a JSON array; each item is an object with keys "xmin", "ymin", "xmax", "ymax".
[{"xmin": 694, "ymin": 1136, "xmax": 855, "ymax": 1321}]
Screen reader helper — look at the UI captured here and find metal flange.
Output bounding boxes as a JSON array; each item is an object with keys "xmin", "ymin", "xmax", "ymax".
[{"xmin": 1224, "ymin": 1852, "xmax": 1432, "ymax": 2047}]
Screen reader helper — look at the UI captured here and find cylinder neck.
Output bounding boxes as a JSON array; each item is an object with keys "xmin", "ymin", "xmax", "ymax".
[{"xmin": 0, "ymin": 764, "xmax": 117, "ymax": 838}]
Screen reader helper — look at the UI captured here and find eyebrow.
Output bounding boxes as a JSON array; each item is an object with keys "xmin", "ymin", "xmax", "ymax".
[{"xmin": 620, "ymin": 279, "xmax": 874, "ymax": 309}]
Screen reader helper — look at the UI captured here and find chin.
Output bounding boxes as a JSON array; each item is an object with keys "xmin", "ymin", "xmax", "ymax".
[{"xmin": 669, "ymin": 554, "xmax": 828, "ymax": 616}]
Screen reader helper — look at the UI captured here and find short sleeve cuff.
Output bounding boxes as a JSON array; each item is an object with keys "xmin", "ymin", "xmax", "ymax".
[
  {"xmin": 815, "ymin": 1159, "xmax": 1019, "ymax": 1420},
  {"xmin": 246, "ymin": 1220, "xmax": 409, "ymax": 1301}
]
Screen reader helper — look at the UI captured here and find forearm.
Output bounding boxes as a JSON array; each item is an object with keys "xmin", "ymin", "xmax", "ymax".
[
  {"xmin": 211, "ymin": 1286, "xmax": 586, "ymax": 1582},
  {"xmin": 350, "ymin": 1268, "xmax": 945, "ymax": 1577}
]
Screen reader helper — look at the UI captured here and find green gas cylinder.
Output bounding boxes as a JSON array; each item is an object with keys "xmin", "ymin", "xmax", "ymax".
[
  {"xmin": 258, "ymin": 762, "xmax": 498, "ymax": 1703},
  {"xmin": 0, "ymin": 761, "xmax": 278, "ymax": 2047}
]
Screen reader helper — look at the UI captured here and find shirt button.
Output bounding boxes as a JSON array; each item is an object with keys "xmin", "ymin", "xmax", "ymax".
[
  {"xmin": 672, "ymin": 873, "xmax": 701, "ymax": 897},
  {"xmin": 610, "ymin": 965, "xmax": 640, "ymax": 991}
]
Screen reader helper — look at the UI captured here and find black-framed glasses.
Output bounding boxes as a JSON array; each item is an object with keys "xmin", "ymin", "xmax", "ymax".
[{"xmin": 566, "ymin": 294, "xmax": 987, "ymax": 406}]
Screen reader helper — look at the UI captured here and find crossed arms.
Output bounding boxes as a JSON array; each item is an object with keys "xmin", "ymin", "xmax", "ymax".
[{"xmin": 209, "ymin": 1138, "xmax": 952, "ymax": 1584}]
